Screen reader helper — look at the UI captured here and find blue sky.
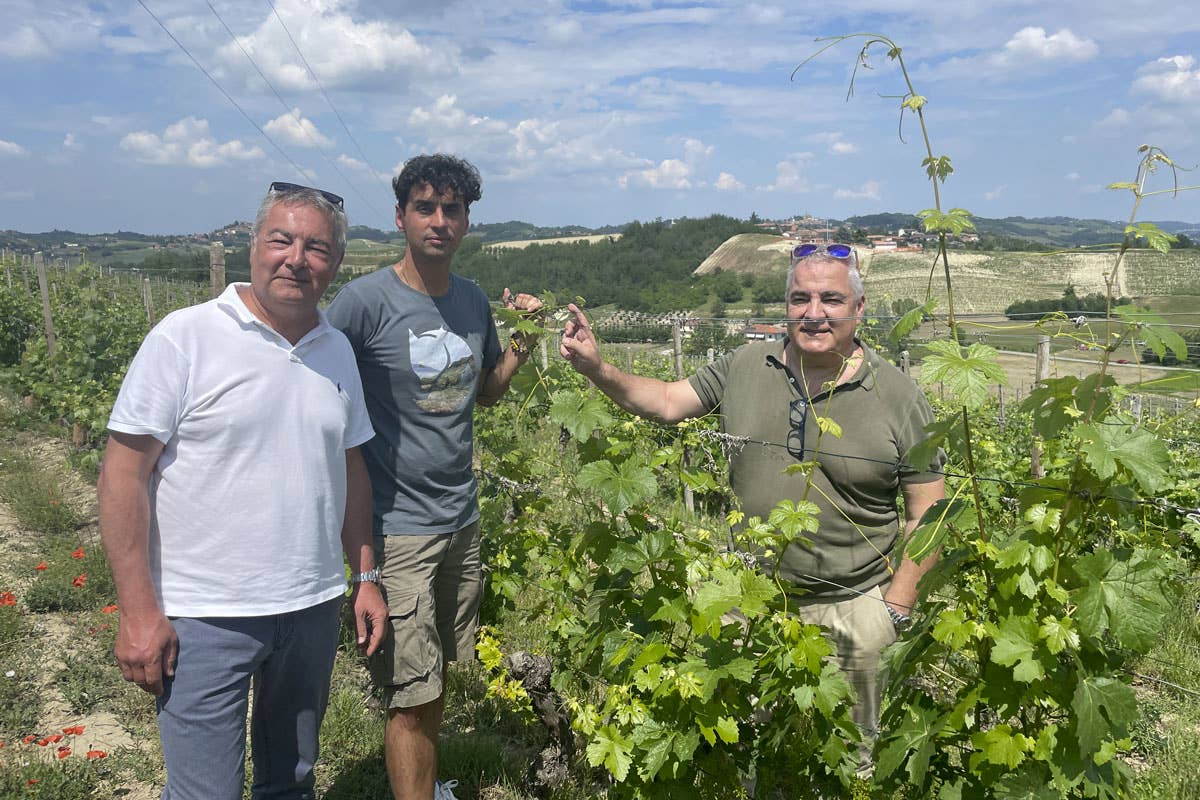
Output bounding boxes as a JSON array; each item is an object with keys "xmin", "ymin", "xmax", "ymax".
[{"xmin": 2, "ymin": 0, "xmax": 1200, "ymax": 235}]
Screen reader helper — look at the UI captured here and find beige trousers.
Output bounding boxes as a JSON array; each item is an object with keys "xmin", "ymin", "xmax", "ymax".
[{"xmin": 796, "ymin": 584, "xmax": 898, "ymax": 770}]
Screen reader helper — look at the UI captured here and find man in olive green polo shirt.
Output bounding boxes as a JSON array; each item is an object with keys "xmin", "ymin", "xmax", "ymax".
[{"xmin": 559, "ymin": 243, "xmax": 945, "ymax": 755}]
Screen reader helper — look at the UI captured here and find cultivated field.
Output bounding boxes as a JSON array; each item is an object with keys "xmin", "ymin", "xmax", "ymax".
[
  {"xmin": 340, "ymin": 238, "xmax": 405, "ymax": 275},
  {"xmin": 695, "ymin": 235, "xmax": 1200, "ymax": 315},
  {"xmin": 485, "ymin": 233, "xmax": 622, "ymax": 250}
]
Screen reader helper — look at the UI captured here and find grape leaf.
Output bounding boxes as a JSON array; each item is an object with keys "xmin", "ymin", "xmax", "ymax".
[
  {"xmin": 577, "ymin": 459, "xmax": 656, "ymax": 516},
  {"xmin": 550, "ymin": 390, "xmax": 614, "ymax": 441},
  {"xmin": 1076, "ymin": 423, "xmax": 1170, "ymax": 493},
  {"xmin": 918, "ymin": 340, "xmax": 1006, "ymax": 410},
  {"xmin": 1072, "ymin": 677, "xmax": 1137, "ymax": 757},
  {"xmin": 1072, "ymin": 548, "xmax": 1173, "ymax": 652}
]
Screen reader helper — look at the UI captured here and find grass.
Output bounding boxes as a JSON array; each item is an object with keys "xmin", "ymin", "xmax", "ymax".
[
  {"xmin": 1129, "ymin": 582, "xmax": 1200, "ymax": 799},
  {"xmin": 0, "ymin": 450, "xmax": 82, "ymax": 536},
  {"xmin": 23, "ymin": 536, "xmax": 115, "ymax": 613}
]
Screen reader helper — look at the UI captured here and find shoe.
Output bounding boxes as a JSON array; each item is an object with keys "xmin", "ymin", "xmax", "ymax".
[{"xmin": 434, "ymin": 779, "xmax": 459, "ymax": 800}]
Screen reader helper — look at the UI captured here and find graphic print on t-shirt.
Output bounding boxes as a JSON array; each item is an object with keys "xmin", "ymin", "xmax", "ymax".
[{"xmin": 408, "ymin": 327, "xmax": 477, "ymax": 413}]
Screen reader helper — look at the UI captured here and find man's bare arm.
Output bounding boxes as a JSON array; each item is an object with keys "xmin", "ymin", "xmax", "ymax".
[
  {"xmin": 884, "ymin": 477, "xmax": 946, "ymax": 616},
  {"xmin": 559, "ymin": 303, "xmax": 706, "ymax": 424},
  {"xmin": 98, "ymin": 431, "xmax": 177, "ymax": 695},
  {"xmin": 342, "ymin": 446, "xmax": 386, "ymax": 656}
]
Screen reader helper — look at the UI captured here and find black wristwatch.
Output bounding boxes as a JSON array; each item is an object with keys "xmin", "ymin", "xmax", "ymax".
[{"xmin": 351, "ymin": 567, "xmax": 381, "ymax": 585}]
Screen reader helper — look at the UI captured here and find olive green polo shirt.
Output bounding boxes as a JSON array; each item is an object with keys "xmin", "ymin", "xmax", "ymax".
[{"xmin": 688, "ymin": 340, "xmax": 944, "ymax": 599}]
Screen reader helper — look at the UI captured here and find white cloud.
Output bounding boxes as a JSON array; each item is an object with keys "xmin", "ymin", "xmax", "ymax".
[
  {"xmin": 682, "ymin": 138, "xmax": 714, "ymax": 166},
  {"xmin": 1066, "ymin": 172, "xmax": 1080, "ymax": 181},
  {"xmin": 63, "ymin": 133, "xmax": 81, "ymax": 151},
  {"xmin": 991, "ymin": 27, "xmax": 1098, "ymax": 67},
  {"xmin": 715, "ymin": 172, "xmax": 744, "ymax": 191},
  {"xmin": 337, "ymin": 154, "xmax": 369, "ymax": 171},
  {"xmin": 0, "ymin": 140, "xmax": 29, "ymax": 158},
  {"xmin": 216, "ymin": 1, "xmax": 448, "ymax": 92},
  {"xmin": 758, "ymin": 156, "xmax": 814, "ymax": 192},
  {"xmin": 830, "ymin": 141, "xmax": 858, "ymax": 155},
  {"xmin": 264, "ymin": 110, "xmax": 335, "ymax": 149},
  {"xmin": 1097, "ymin": 107, "xmax": 1131, "ymax": 129},
  {"xmin": 983, "ymin": 185, "xmax": 1006, "ymax": 200},
  {"xmin": 545, "ymin": 17, "xmax": 583, "ymax": 44},
  {"xmin": 1132, "ymin": 54, "xmax": 1200, "ymax": 103},
  {"xmin": 619, "ymin": 159, "xmax": 691, "ymax": 189},
  {"xmin": 119, "ymin": 117, "xmax": 263, "ymax": 168},
  {"xmin": 409, "ymin": 95, "xmax": 509, "ymax": 135},
  {"xmin": 2, "ymin": 26, "xmax": 53, "ymax": 59},
  {"xmin": 834, "ymin": 181, "xmax": 882, "ymax": 201},
  {"xmin": 746, "ymin": 5, "xmax": 784, "ymax": 24}
]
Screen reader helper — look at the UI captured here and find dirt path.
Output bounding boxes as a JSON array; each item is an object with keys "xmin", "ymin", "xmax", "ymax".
[{"xmin": 0, "ymin": 414, "xmax": 159, "ymax": 799}]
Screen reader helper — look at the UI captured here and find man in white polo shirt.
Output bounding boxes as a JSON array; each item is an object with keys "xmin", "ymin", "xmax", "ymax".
[{"xmin": 98, "ymin": 183, "xmax": 386, "ymax": 800}]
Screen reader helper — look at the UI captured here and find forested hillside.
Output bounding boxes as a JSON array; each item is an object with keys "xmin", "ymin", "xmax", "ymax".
[{"xmin": 453, "ymin": 215, "xmax": 761, "ymax": 310}]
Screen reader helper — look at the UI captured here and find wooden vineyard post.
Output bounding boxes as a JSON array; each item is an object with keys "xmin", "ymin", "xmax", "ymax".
[
  {"xmin": 210, "ymin": 241, "xmax": 226, "ymax": 298},
  {"xmin": 672, "ymin": 322, "xmax": 695, "ymax": 514},
  {"xmin": 143, "ymin": 277, "xmax": 156, "ymax": 326},
  {"xmin": 900, "ymin": 350, "xmax": 910, "ymax": 375},
  {"xmin": 35, "ymin": 258, "xmax": 56, "ymax": 359},
  {"xmin": 540, "ymin": 337, "xmax": 549, "ymax": 371},
  {"xmin": 672, "ymin": 323, "xmax": 684, "ymax": 378},
  {"xmin": 997, "ymin": 384, "xmax": 1006, "ymax": 434},
  {"xmin": 1030, "ymin": 335, "xmax": 1050, "ymax": 479}
]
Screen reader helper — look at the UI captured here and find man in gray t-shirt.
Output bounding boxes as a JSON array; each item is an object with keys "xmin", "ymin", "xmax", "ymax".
[{"xmin": 326, "ymin": 154, "xmax": 542, "ymax": 800}]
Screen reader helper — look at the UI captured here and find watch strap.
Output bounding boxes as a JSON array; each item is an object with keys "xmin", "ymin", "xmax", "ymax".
[{"xmin": 351, "ymin": 567, "xmax": 381, "ymax": 584}]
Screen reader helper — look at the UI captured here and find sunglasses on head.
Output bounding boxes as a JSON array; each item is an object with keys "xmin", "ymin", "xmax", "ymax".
[
  {"xmin": 792, "ymin": 243, "xmax": 855, "ymax": 262},
  {"xmin": 269, "ymin": 181, "xmax": 345, "ymax": 210}
]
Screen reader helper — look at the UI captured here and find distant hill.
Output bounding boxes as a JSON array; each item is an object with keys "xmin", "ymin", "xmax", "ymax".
[
  {"xmin": 694, "ymin": 235, "xmax": 1200, "ymax": 315},
  {"xmin": 841, "ymin": 213, "xmax": 1200, "ymax": 247}
]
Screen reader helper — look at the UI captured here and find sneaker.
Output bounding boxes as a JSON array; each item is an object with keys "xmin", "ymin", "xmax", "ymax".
[{"xmin": 434, "ymin": 779, "xmax": 460, "ymax": 800}]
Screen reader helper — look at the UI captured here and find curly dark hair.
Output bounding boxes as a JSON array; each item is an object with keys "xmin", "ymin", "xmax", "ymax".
[{"xmin": 392, "ymin": 154, "xmax": 482, "ymax": 209}]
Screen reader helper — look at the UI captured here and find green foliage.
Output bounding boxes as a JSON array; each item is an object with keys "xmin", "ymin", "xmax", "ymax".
[
  {"xmin": 25, "ymin": 539, "xmax": 115, "ymax": 614},
  {"xmin": 478, "ymin": 364, "xmax": 860, "ymax": 798},
  {"xmin": 455, "ymin": 215, "xmax": 761, "ymax": 312},
  {"xmin": 917, "ymin": 341, "xmax": 1007, "ymax": 409},
  {"xmin": 919, "ymin": 207, "xmax": 976, "ymax": 235},
  {"xmin": 799, "ymin": 34, "xmax": 1197, "ymax": 800},
  {"xmin": 0, "ymin": 452, "xmax": 82, "ymax": 536},
  {"xmin": 0, "ymin": 757, "xmax": 100, "ymax": 800},
  {"xmin": 0, "ymin": 264, "xmax": 206, "ymax": 446},
  {"xmin": 1005, "ymin": 286, "xmax": 1133, "ymax": 321}
]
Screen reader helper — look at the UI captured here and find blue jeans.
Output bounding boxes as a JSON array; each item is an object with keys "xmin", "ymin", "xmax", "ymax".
[{"xmin": 157, "ymin": 596, "xmax": 343, "ymax": 800}]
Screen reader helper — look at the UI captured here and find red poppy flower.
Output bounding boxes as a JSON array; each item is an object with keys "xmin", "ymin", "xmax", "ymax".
[
  {"xmin": 56, "ymin": 746, "xmax": 71, "ymax": 759},
  {"xmin": 0, "ymin": 591, "xmax": 15, "ymax": 606},
  {"xmin": 62, "ymin": 725, "xmax": 84, "ymax": 736},
  {"xmin": 71, "ymin": 547, "xmax": 85, "ymax": 560},
  {"xmin": 35, "ymin": 737, "xmax": 49, "ymax": 746},
  {"xmin": 101, "ymin": 604, "xmax": 118, "ymax": 613},
  {"xmin": 34, "ymin": 561, "xmax": 47, "ymax": 571},
  {"xmin": 0, "ymin": 740, "xmax": 5, "ymax": 748},
  {"xmin": 72, "ymin": 573, "xmax": 87, "ymax": 588},
  {"xmin": 86, "ymin": 749, "xmax": 107, "ymax": 760},
  {"xmin": 46, "ymin": 734, "xmax": 63, "ymax": 744},
  {"xmin": 26, "ymin": 779, "xmax": 38, "ymax": 786},
  {"xmin": 22, "ymin": 734, "xmax": 36, "ymax": 744}
]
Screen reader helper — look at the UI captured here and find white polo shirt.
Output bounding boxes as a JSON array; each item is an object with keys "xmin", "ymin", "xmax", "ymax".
[{"xmin": 108, "ymin": 284, "xmax": 374, "ymax": 617}]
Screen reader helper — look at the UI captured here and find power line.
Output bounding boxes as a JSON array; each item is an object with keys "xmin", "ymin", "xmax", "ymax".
[
  {"xmin": 134, "ymin": 0, "xmax": 317, "ymax": 184},
  {"xmin": 204, "ymin": 1, "xmax": 387, "ymax": 221},
  {"xmin": 264, "ymin": 0, "xmax": 393, "ymax": 201}
]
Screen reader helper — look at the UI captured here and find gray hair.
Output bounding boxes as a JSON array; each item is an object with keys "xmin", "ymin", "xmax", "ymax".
[
  {"xmin": 785, "ymin": 253, "xmax": 864, "ymax": 303},
  {"xmin": 253, "ymin": 185, "xmax": 348, "ymax": 259}
]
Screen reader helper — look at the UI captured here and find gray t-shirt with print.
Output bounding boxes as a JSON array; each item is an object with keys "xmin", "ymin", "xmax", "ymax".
[{"xmin": 326, "ymin": 267, "xmax": 501, "ymax": 535}]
